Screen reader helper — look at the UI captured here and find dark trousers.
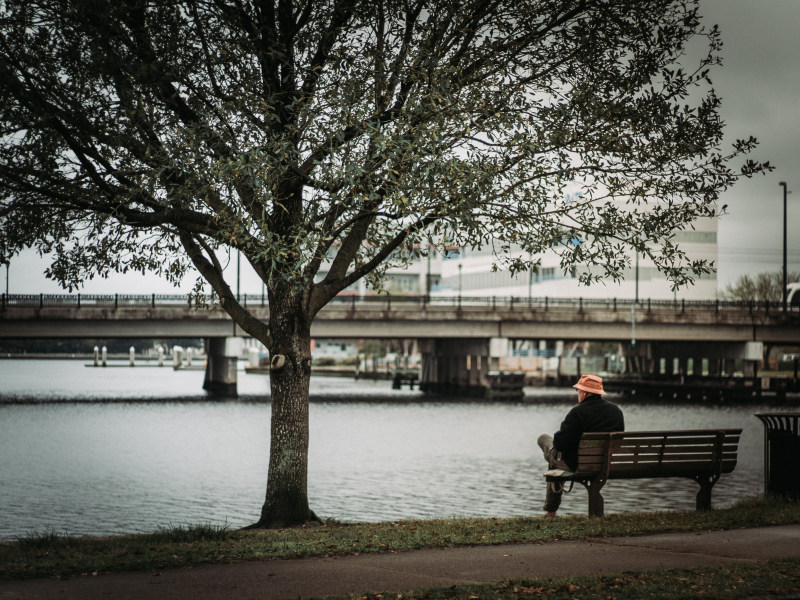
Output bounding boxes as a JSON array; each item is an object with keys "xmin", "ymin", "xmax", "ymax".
[{"xmin": 537, "ymin": 434, "xmax": 571, "ymax": 513}]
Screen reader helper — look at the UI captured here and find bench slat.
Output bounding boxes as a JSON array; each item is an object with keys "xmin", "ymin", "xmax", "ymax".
[
  {"xmin": 608, "ymin": 446, "xmax": 739, "ymax": 455},
  {"xmin": 576, "ymin": 447, "xmax": 608, "ymax": 456},
  {"xmin": 597, "ymin": 444, "xmax": 739, "ymax": 455},
  {"xmin": 611, "ymin": 429, "xmax": 740, "ymax": 436},
  {"xmin": 609, "ymin": 458, "xmax": 714, "ymax": 466},
  {"xmin": 610, "ymin": 437, "xmax": 738, "ymax": 447},
  {"xmin": 611, "ymin": 438, "xmax": 738, "ymax": 448},
  {"xmin": 578, "ymin": 431, "xmax": 740, "ymax": 443},
  {"xmin": 609, "ymin": 460, "xmax": 738, "ymax": 477},
  {"xmin": 610, "ymin": 453, "xmax": 732, "ymax": 463},
  {"xmin": 577, "ymin": 447, "xmax": 739, "ymax": 457},
  {"xmin": 591, "ymin": 431, "xmax": 739, "ymax": 439},
  {"xmin": 572, "ymin": 459, "xmax": 738, "ymax": 478}
]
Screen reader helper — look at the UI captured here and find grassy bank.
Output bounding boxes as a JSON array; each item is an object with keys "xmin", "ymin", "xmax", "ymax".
[
  {"xmin": 2, "ymin": 496, "xmax": 799, "ymax": 582},
  {"xmin": 320, "ymin": 558, "xmax": 800, "ymax": 600}
]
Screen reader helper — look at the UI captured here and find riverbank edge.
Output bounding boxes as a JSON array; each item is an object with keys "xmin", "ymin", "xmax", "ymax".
[
  {"xmin": 1, "ymin": 392, "xmax": 797, "ymax": 405},
  {"xmin": 2, "ymin": 496, "xmax": 799, "ymax": 581}
]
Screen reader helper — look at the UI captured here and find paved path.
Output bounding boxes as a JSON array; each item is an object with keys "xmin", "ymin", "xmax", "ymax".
[{"xmin": 2, "ymin": 526, "xmax": 800, "ymax": 600}]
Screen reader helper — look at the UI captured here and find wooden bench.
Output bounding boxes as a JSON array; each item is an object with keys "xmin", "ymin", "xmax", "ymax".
[{"xmin": 544, "ymin": 429, "xmax": 742, "ymax": 516}]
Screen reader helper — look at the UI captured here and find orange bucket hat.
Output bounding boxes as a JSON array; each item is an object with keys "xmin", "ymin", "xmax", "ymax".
[{"xmin": 572, "ymin": 374, "xmax": 605, "ymax": 395}]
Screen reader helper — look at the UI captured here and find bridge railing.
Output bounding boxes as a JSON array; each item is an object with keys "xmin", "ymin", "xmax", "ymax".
[
  {"xmin": 326, "ymin": 294, "xmax": 797, "ymax": 314},
  {"xmin": 1, "ymin": 292, "xmax": 797, "ymax": 313},
  {"xmin": 0, "ymin": 293, "xmax": 196, "ymax": 309}
]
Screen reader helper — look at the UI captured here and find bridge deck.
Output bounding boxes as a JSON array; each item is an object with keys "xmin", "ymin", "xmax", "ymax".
[{"xmin": 2, "ymin": 294, "xmax": 799, "ymax": 342}]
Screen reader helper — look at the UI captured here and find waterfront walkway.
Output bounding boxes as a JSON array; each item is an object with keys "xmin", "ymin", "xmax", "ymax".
[{"xmin": 2, "ymin": 525, "xmax": 800, "ymax": 599}]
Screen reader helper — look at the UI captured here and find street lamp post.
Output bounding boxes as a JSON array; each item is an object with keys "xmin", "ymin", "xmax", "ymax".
[
  {"xmin": 425, "ymin": 239, "xmax": 431, "ymax": 298},
  {"xmin": 1, "ymin": 239, "xmax": 7, "ymax": 298},
  {"xmin": 780, "ymin": 182, "xmax": 788, "ymax": 312},
  {"xmin": 528, "ymin": 254, "xmax": 533, "ymax": 301},
  {"xmin": 237, "ymin": 250, "xmax": 241, "ymax": 302}
]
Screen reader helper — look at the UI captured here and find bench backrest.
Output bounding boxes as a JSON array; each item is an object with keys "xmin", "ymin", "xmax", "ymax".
[{"xmin": 573, "ymin": 429, "xmax": 742, "ymax": 479}]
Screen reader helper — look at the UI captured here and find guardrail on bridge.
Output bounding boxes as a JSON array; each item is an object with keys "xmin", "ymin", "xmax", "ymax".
[{"xmin": 2, "ymin": 292, "xmax": 799, "ymax": 315}]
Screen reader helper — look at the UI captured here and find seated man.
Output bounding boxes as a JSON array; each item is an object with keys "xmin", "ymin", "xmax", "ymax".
[{"xmin": 537, "ymin": 374, "xmax": 624, "ymax": 517}]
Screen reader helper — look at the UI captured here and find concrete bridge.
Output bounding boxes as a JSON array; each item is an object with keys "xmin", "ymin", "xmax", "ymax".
[
  {"xmin": 2, "ymin": 293, "xmax": 800, "ymax": 342},
  {"xmin": 3, "ymin": 293, "xmax": 800, "ymax": 396}
]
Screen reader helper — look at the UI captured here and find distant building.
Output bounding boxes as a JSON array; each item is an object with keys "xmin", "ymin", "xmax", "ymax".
[
  {"xmin": 315, "ymin": 244, "xmax": 446, "ymax": 296},
  {"xmin": 436, "ymin": 216, "xmax": 719, "ymax": 301},
  {"xmin": 312, "ymin": 339, "xmax": 359, "ymax": 360}
]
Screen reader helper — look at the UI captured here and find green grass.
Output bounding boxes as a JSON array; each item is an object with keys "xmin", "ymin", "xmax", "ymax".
[
  {"xmin": 1, "ymin": 496, "xmax": 799, "ymax": 582},
  {"xmin": 315, "ymin": 558, "xmax": 800, "ymax": 600}
]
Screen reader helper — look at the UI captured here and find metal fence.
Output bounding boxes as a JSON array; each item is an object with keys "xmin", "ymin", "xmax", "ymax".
[
  {"xmin": 2, "ymin": 292, "xmax": 798, "ymax": 314},
  {"xmin": 0, "ymin": 293, "xmax": 194, "ymax": 309}
]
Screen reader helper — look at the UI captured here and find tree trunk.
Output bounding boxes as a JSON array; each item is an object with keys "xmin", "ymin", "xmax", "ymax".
[{"xmin": 249, "ymin": 292, "xmax": 320, "ymax": 528}]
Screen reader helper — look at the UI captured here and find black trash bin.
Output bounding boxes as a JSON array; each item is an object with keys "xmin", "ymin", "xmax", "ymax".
[{"xmin": 755, "ymin": 412, "xmax": 800, "ymax": 499}]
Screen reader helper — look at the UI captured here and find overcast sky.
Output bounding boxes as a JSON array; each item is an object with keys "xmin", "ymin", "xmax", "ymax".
[
  {"xmin": 700, "ymin": 0, "xmax": 800, "ymax": 288},
  {"xmin": 5, "ymin": 0, "xmax": 800, "ymax": 295}
]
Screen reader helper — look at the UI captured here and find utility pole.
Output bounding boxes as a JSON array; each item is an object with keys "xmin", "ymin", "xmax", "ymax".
[
  {"xmin": 426, "ymin": 240, "xmax": 431, "ymax": 297},
  {"xmin": 780, "ymin": 182, "xmax": 788, "ymax": 312},
  {"xmin": 1, "ymin": 237, "xmax": 7, "ymax": 299}
]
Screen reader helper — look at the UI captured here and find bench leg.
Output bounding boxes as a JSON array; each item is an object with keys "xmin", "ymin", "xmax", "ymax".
[
  {"xmin": 586, "ymin": 478, "xmax": 607, "ymax": 517},
  {"xmin": 694, "ymin": 474, "xmax": 719, "ymax": 511}
]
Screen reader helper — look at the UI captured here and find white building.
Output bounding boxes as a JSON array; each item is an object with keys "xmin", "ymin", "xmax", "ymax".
[
  {"xmin": 316, "ymin": 245, "xmax": 446, "ymax": 296},
  {"xmin": 436, "ymin": 216, "xmax": 719, "ymax": 301}
]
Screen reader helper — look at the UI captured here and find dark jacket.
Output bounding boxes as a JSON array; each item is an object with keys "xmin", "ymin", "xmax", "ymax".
[{"xmin": 553, "ymin": 395, "xmax": 625, "ymax": 470}]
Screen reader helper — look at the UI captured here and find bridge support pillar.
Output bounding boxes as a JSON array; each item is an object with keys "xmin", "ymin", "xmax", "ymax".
[
  {"xmin": 693, "ymin": 357, "xmax": 704, "ymax": 376},
  {"xmin": 677, "ymin": 356, "xmax": 688, "ymax": 376},
  {"xmin": 615, "ymin": 341, "xmax": 767, "ymax": 400},
  {"xmin": 623, "ymin": 341, "xmax": 653, "ymax": 375},
  {"xmin": 418, "ymin": 337, "xmax": 524, "ymax": 399},
  {"xmin": 663, "ymin": 355, "xmax": 674, "ymax": 376},
  {"xmin": 204, "ymin": 337, "xmax": 243, "ymax": 396},
  {"xmin": 488, "ymin": 337, "xmax": 507, "ymax": 373},
  {"xmin": 725, "ymin": 358, "xmax": 737, "ymax": 377},
  {"xmin": 707, "ymin": 358, "xmax": 721, "ymax": 377},
  {"xmin": 419, "ymin": 338, "xmax": 490, "ymax": 396}
]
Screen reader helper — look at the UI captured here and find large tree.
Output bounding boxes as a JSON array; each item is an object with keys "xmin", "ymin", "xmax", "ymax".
[{"xmin": 0, "ymin": 0, "xmax": 770, "ymax": 527}]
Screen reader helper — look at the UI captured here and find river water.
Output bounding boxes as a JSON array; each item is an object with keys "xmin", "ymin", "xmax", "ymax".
[{"xmin": 0, "ymin": 359, "xmax": 786, "ymax": 541}]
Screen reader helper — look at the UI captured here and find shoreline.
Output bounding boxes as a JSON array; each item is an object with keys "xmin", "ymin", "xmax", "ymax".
[
  {"xmin": 1, "ymin": 355, "xmax": 798, "ymax": 405},
  {"xmin": 2, "ymin": 497, "xmax": 799, "ymax": 585},
  {"xmin": 1, "ymin": 389, "xmax": 795, "ymax": 406}
]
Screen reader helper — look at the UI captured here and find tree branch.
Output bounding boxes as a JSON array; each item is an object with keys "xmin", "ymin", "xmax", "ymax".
[{"xmin": 179, "ymin": 231, "xmax": 270, "ymax": 341}]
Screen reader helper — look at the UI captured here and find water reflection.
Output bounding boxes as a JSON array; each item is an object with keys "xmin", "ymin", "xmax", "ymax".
[{"xmin": 0, "ymin": 360, "xmax": 781, "ymax": 540}]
